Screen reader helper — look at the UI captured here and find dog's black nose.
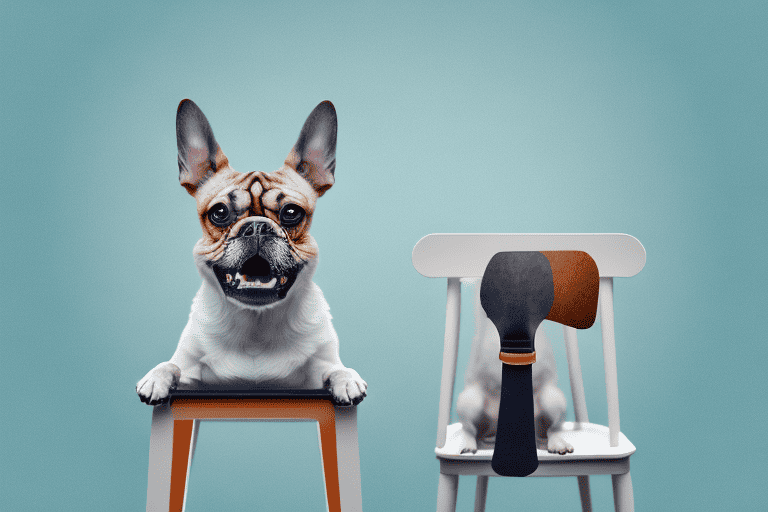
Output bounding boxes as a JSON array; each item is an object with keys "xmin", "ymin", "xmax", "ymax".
[{"xmin": 238, "ymin": 220, "xmax": 276, "ymax": 238}]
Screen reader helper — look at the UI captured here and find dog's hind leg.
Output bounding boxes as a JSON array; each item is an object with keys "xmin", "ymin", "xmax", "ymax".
[
  {"xmin": 456, "ymin": 383, "xmax": 486, "ymax": 454},
  {"xmin": 535, "ymin": 382, "xmax": 574, "ymax": 454}
]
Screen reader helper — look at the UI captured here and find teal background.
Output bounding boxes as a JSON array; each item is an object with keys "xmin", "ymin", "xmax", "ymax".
[{"xmin": 2, "ymin": 1, "xmax": 765, "ymax": 510}]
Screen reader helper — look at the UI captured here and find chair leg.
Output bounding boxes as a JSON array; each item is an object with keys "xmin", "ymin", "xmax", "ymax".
[
  {"xmin": 146, "ymin": 404, "xmax": 194, "ymax": 512},
  {"xmin": 577, "ymin": 475, "xmax": 592, "ymax": 512},
  {"xmin": 181, "ymin": 419, "xmax": 200, "ymax": 512},
  {"xmin": 188, "ymin": 419, "xmax": 200, "ymax": 467},
  {"xmin": 473, "ymin": 475, "xmax": 489, "ymax": 512},
  {"xmin": 316, "ymin": 411, "xmax": 342, "ymax": 512},
  {"xmin": 437, "ymin": 473, "xmax": 459, "ymax": 512},
  {"xmin": 334, "ymin": 406, "xmax": 362, "ymax": 511},
  {"xmin": 169, "ymin": 419, "xmax": 194, "ymax": 512},
  {"xmin": 612, "ymin": 471, "xmax": 634, "ymax": 512},
  {"xmin": 147, "ymin": 404, "xmax": 173, "ymax": 512}
]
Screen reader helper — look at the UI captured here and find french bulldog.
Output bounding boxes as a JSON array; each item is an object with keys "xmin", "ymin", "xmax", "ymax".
[
  {"xmin": 136, "ymin": 99, "xmax": 366, "ymax": 406},
  {"xmin": 455, "ymin": 281, "xmax": 573, "ymax": 454}
]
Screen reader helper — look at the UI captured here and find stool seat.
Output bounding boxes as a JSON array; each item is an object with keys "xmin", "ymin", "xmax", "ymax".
[{"xmin": 146, "ymin": 388, "xmax": 362, "ymax": 512}]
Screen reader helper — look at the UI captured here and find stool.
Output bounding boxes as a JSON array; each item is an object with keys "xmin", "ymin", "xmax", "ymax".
[{"xmin": 145, "ymin": 389, "xmax": 362, "ymax": 512}]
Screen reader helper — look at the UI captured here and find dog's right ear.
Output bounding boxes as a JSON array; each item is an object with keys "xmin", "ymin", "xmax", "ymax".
[{"xmin": 176, "ymin": 99, "xmax": 229, "ymax": 196}]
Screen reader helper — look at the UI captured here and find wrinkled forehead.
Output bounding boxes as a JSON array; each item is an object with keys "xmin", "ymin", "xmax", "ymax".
[{"xmin": 194, "ymin": 166, "xmax": 318, "ymax": 214}]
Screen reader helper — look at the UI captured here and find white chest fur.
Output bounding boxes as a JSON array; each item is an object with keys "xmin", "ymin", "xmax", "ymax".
[{"xmin": 176, "ymin": 276, "xmax": 337, "ymax": 387}]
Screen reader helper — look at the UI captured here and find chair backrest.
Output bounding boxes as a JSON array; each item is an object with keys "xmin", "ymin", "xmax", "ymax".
[{"xmin": 412, "ymin": 234, "xmax": 646, "ymax": 449}]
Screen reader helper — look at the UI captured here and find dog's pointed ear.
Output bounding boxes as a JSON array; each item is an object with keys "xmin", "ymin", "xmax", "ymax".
[
  {"xmin": 176, "ymin": 99, "xmax": 229, "ymax": 196},
  {"xmin": 285, "ymin": 101, "xmax": 337, "ymax": 196}
]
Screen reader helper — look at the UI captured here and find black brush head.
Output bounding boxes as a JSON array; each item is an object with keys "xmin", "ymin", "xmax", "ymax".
[{"xmin": 480, "ymin": 251, "xmax": 554, "ymax": 352}]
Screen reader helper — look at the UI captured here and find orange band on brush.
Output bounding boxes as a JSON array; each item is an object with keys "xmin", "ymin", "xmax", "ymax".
[{"xmin": 498, "ymin": 351, "xmax": 537, "ymax": 365}]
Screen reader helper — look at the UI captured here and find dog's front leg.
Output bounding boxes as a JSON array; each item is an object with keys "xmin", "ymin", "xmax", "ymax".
[
  {"xmin": 324, "ymin": 365, "xmax": 367, "ymax": 405},
  {"xmin": 136, "ymin": 361, "xmax": 181, "ymax": 405},
  {"xmin": 136, "ymin": 336, "xmax": 202, "ymax": 405},
  {"xmin": 311, "ymin": 342, "xmax": 367, "ymax": 405}
]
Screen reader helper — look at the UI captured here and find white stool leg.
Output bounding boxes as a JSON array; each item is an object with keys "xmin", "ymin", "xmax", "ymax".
[
  {"xmin": 146, "ymin": 404, "xmax": 173, "ymax": 512},
  {"xmin": 437, "ymin": 473, "xmax": 459, "ymax": 512},
  {"xmin": 473, "ymin": 475, "xmax": 489, "ymax": 512},
  {"xmin": 577, "ymin": 475, "xmax": 592, "ymax": 511},
  {"xmin": 612, "ymin": 471, "xmax": 634, "ymax": 512},
  {"xmin": 334, "ymin": 406, "xmax": 362, "ymax": 512}
]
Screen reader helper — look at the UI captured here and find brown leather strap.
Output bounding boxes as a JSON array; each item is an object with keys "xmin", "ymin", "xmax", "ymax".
[{"xmin": 498, "ymin": 351, "xmax": 536, "ymax": 365}]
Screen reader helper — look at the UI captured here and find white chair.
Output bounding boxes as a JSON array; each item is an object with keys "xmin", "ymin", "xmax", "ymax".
[
  {"xmin": 145, "ymin": 389, "xmax": 362, "ymax": 512},
  {"xmin": 412, "ymin": 234, "xmax": 646, "ymax": 512}
]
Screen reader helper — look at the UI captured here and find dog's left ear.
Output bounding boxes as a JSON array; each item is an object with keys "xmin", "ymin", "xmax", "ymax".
[{"xmin": 285, "ymin": 101, "xmax": 337, "ymax": 196}]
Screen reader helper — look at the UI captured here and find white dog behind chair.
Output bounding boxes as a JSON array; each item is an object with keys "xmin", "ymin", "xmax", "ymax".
[{"xmin": 453, "ymin": 279, "xmax": 573, "ymax": 455}]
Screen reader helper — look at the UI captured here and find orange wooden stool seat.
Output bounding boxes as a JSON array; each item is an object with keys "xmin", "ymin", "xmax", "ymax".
[{"xmin": 145, "ymin": 389, "xmax": 362, "ymax": 512}]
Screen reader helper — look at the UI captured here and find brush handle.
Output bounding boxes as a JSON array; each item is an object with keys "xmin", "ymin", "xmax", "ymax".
[{"xmin": 491, "ymin": 362, "xmax": 539, "ymax": 477}]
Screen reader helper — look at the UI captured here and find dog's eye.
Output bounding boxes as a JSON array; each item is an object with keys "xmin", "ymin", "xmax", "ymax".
[
  {"xmin": 279, "ymin": 204, "xmax": 305, "ymax": 227},
  {"xmin": 208, "ymin": 203, "xmax": 233, "ymax": 227}
]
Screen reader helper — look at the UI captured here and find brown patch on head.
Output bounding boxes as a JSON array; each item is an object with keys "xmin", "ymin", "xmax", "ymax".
[
  {"xmin": 190, "ymin": 170, "xmax": 254, "ymax": 260},
  {"xmin": 180, "ymin": 146, "xmax": 230, "ymax": 195},
  {"xmin": 251, "ymin": 167, "xmax": 320, "ymax": 261}
]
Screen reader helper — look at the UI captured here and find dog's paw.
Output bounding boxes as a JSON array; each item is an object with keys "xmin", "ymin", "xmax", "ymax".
[
  {"xmin": 136, "ymin": 362, "xmax": 181, "ymax": 405},
  {"xmin": 546, "ymin": 433, "xmax": 574, "ymax": 455},
  {"xmin": 325, "ymin": 368, "xmax": 367, "ymax": 406},
  {"xmin": 459, "ymin": 430, "xmax": 478, "ymax": 454}
]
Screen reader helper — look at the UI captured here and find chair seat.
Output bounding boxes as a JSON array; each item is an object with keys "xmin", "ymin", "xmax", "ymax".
[{"xmin": 436, "ymin": 422, "xmax": 635, "ymax": 477}]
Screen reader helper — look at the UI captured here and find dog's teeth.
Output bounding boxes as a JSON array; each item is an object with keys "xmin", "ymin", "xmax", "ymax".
[
  {"xmin": 280, "ymin": 277, "xmax": 287, "ymax": 285},
  {"xmin": 226, "ymin": 274, "xmax": 233, "ymax": 283},
  {"xmin": 256, "ymin": 277, "xmax": 277, "ymax": 289},
  {"xmin": 234, "ymin": 273, "xmax": 277, "ymax": 290}
]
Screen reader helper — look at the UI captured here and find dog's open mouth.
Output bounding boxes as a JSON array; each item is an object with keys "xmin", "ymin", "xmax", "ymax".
[
  {"xmin": 225, "ymin": 255, "xmax": 288, "ymax": 290},
  {"xmin": 208, "ymin": 231, "xmax": 306, "ymax": 307}
]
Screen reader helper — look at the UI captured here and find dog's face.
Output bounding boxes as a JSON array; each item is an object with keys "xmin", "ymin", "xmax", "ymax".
[{"xmin": 176, "ymin": 99, "xmax": 337, "ymax": 308}]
